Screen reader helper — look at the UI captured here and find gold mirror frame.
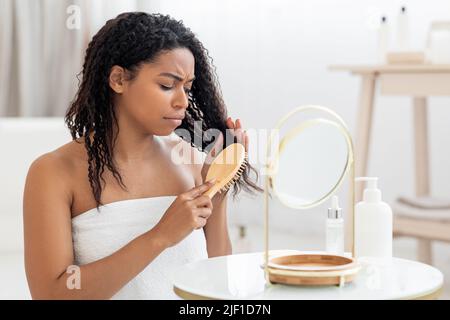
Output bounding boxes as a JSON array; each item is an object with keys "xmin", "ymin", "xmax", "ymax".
[
  {"xmin": 264, "ymin": 105, "xmax": 355, "ymax": 283},
  {"xmin": 272, "ymin": 118, "xmax": 351, "ymax": 209}
]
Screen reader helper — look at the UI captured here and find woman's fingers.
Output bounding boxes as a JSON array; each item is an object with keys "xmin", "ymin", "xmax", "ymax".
[
  {"xmin": 204, "ymin": 133, "xmax": 223, "ymax": 169},
  {"xmin": 226, "ymin": 117, "xmax": 235, "ymax": 140},
  {"xmin": 235, "ymin": 118, "xmax": 242, "ymax": 129},
  {"xmin": 227, "ymin": 117, "xmax": 248, "ymax": 150},
  {"xmin": 184, "ymin": 180, "xmax": 216, "ymax": 200},
  {"xmin": 226, "ymin": 117, "xmax": 235, "ymax": 129},
  {"xmin": 212, "ymin": 132, "xmax": 224, "ymax": 157},
  {"xmin": 192, "ymin": 195, "xmax": 213, "ymax": 209},
  {"xmin": 195, "ymin": 207, "xmax": 213, "ymax": 219},
  {"xmin": 194, "ymin": 216, "xmax": 207, "ymax": 230},
  {"xmin": 235, "ymin": 119, "xmax": 243, "ymax": 144},
  {"xmin": 244, "ymin": 131, "xmax": 249, "ymax": 152},
  {"xmin": 233, "ymin": 118, "xmax": 246, "ymax": 147}
]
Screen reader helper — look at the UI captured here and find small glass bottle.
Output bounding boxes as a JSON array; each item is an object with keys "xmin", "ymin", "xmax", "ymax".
[
  {"xmin": 233, "ymin": 225, "xmax": 252, "ymax": 254},
  {"xmin": 326, "ymin": 196, "xmax": 344, "ymax": 255}
]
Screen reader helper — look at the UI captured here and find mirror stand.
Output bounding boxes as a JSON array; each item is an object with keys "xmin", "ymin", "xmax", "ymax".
[{"xmin": 263, "ymin": 105, "xmax": 357, "ymax": 286}]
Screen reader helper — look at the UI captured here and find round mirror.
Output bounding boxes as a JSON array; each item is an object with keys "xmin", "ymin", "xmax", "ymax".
[{"xmin": 270, "ymin": 118, "xmax": 352, "ymax": 209}]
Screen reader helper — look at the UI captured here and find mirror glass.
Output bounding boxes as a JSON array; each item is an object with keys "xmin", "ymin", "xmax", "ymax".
[{"xmin": 271, "ymin": 119, "xmax": 350, "ymax": 209}]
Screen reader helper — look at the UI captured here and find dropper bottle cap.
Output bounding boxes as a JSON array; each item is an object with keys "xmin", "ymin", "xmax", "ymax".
[{"xmin": 328, "ymin": 195, "xmax": 342, "ymax": 219}]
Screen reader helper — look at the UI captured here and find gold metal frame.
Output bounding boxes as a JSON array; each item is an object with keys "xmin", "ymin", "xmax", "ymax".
[
  {"xmin": 272, "ymin": 118, "xmax": 352, "ymax": 209},
  {"xmin": 264, "ymin": 105, "xmax": 355, "ymax": 284}
]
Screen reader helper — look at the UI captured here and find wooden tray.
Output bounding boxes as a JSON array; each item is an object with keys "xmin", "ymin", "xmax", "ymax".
[{"xmin": 267, "ymin": 253, "xmax": 360, "ymax": 286}]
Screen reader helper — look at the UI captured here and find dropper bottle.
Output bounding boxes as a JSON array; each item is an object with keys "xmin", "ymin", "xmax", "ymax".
[{"xmin": 326, "ymin": 195, "xmax": 344, "ymax": 255}]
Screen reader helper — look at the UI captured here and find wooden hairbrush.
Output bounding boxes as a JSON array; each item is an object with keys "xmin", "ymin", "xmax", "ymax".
[{"xmin": 203, "ymin": 143, "xmax": 248, "ymax": 198}]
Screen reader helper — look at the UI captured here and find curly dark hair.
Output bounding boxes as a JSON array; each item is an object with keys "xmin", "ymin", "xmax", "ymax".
[{"xmin": 65, "ymin": 12, "xmax": 262, "ymax": 209}]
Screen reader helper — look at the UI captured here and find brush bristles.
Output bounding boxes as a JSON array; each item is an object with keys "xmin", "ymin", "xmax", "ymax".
[{"xmin": 219, "ymin": 154, "xmax": 249, "ymax": 193}]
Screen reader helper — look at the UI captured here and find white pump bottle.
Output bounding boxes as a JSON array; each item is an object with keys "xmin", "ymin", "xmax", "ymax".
[{"xmin": 354, "ymin": 177, "xmax": 392, "ymax": 259}]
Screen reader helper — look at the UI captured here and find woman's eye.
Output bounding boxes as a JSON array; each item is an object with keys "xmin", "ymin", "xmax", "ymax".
[
  {"xmin": 160, "ymin": 84, "xmax": 173, "ymax": 90},
  {"xmin": 160, "ymin": 83, "xmax": 190, "ymax": 94}
]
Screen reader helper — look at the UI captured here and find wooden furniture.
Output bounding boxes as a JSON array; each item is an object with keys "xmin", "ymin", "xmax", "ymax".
[
  {"xmin": 329, "ymin": 64, "xmax": 450, "ymax": 264},
  {"xmin": 267, "ymin": 253, "xmax": 360, "ymax": 286},
  {"xmin": 172, "ymin": 251, "xmax": 443, "ymax": 300}
]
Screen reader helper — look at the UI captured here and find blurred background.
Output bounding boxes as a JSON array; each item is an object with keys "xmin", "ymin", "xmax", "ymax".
[{"xmin": 0, "ymin": 0, "xmax": 449, "ymax": 299}]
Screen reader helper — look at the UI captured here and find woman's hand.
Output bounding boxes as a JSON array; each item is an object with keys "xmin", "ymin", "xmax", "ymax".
[
  {"xmin": 201, "ymin": 117, "xmax": 249, "ymax": 186},
  {"xmin": 152, "ymin": 181, "xmax": 215, "ymax": 248},
  {"xmin": 225, "ymin": 117, "xmax": 249, "ymax": 151}
]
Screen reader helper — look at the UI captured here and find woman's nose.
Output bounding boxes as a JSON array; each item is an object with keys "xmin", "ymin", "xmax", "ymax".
[{"xmin": 173, "ymin": 88, "xmax": 189, "ymax": 109}]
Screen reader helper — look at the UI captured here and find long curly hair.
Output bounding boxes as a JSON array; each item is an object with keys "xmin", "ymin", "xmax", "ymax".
[{"xmin": 65, "ymin": 12, "xmax": 262, "ymax": 208}]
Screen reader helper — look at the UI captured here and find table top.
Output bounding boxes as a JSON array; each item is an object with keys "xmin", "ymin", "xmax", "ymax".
[
  {"xmin": 329, "ymin": 64, "xmax": 450, "ymax": 74},
  {"xmin": 172, "ymin": 250, "xmax": 444, "ymax": 300}
]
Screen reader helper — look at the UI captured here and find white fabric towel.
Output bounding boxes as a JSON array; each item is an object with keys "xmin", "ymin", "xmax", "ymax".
[{"xmin": 71, "ymin": 196, "xmax": 208, "ymax": 299}]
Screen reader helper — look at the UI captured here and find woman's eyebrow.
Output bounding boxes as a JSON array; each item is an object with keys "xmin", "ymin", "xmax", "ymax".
[{"xmin": 158, "ymin": 72, "xmax": 195, "ymax": 83}]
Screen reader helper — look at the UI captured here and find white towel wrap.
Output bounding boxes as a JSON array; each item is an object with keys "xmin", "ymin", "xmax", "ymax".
[{"xmin": 71, "ymin": 195, "xmax": 208, "ymax": 299}]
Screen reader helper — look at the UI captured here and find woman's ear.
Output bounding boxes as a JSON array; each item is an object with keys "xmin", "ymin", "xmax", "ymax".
[{"xmin": 109, "ymin": 65, "xmax": 126, "ymax": 93}]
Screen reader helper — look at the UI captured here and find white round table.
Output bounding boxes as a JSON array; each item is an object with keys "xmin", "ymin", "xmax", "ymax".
[{"xmin": 172, "ymin": 251, "xmax": 444, "ymax": 300}]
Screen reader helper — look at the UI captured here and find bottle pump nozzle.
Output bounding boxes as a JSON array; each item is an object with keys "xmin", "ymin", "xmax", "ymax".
[{"xmin": 355, "ymin": 177, "xmax": 382, "ymax": 202}]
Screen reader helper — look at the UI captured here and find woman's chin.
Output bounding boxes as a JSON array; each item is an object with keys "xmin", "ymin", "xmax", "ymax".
[
  {"xmin": 153, "ymin": 120, "xmax": 183, "ymax": 136},
  {"xmin": 144, "ymin": 120, "xmax": 182, "ymax": 136},
  {"xmin": 153, "ymin": 127, "xmax": 176, "ymax": 136}
]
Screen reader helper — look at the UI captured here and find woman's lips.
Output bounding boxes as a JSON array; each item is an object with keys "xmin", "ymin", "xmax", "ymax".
[{"xmin": 163, "ymin": 117, "xmax": 183, "ymax": 126}]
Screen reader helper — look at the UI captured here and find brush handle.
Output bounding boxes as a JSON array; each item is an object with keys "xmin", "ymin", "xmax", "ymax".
[{"xmin": 203, "ymin": 182, "xmax": 221, "ymax": 199}]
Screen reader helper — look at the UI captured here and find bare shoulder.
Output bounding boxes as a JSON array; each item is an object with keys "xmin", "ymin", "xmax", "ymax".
[
  {"xmin": 29, "ymin": 139, "xmax": 83, "ymax": 176},
  {"xmin": 25, "ymin": 139, "xmax": 86, "ymax": 206}
]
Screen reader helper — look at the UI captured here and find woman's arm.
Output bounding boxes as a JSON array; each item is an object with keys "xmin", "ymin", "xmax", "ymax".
[
  {"xmin": 203, "ymin": 193, "xmax": 232, "ymax": 257},
  {"xmin": 23, "ymin": 154, "xmax": 168, "ymax": 300}
]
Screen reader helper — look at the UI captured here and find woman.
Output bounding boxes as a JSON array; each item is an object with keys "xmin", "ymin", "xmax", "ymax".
[{"xmin": 23, "ymin": 12, "xmax": 260, "ymax": 299}]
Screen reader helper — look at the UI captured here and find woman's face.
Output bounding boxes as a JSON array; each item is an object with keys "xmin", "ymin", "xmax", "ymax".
[{"xmin": 112, "ymin": 47, "xmax": 195, "ymax": 136}]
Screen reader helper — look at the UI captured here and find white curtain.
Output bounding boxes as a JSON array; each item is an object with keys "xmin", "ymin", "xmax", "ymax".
[
  {"xmin": 0, "ymin": 0, "xmax": 15, "ymax": 116},
  {"xmin": 0, "ymin": 0, "xmax": 156, "ymax": 117}
]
